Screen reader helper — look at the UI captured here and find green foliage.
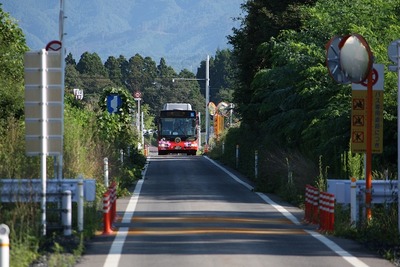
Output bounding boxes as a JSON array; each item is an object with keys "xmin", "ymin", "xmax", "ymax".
[
  {"xmin": 228, "ymin": 0, "xmax": 316, "ymax": 124},
  {"xmin": 229, "ymin": 0, "xmax": 400, "ymax": 177},
  {"xmin": 315, "ymin": 156, "xmax": 328, "ymax": 192},
  {"xmin": 1, "ymin": 203, "xmax": 41, "ymax": 267},
  {"xmin": 196, "ymin": 49, "xmax": 236, "ymax": 104},
  {"xmin": 97, "ymin": 86, "xmax": 137, "ymax": 148},
  {"xmin": 0, "ymin": 5, "xmax": 28, "ymax": 123}
]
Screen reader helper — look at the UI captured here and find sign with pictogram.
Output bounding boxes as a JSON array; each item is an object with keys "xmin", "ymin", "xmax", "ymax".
[
  {"xmin": 351, "ymin": 64, "xmax": 384, "ymax": 153},
  {"xmin": 133, "ymin": 91, "xmax": 142, "ymax": 101},
  {"xmin": 352, "ymin": 115, "xmax": 364, "ymax": 126},
  {"xmin": 107, "ymin": 94, "xmax": 122, "ymax": 114},
  {"xmin": 352, "ymin": 131, "xmax": 364, "ymax": 143}
]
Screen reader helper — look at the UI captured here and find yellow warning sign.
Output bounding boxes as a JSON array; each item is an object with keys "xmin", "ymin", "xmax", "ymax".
[{"xmin": 350, "ymin": 64, "xmax": 384, "ymax": 153}]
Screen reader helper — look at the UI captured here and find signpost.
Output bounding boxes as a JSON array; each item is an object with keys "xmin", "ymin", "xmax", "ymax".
[
  {"xmin": 388, "ymin": 39, "xmax": 400, "ymax": 233},
  {"xmin": 351, "ymin": 64, "xmax": 384, "ymax": 154},
  {"xmin": 24, "ymin": 49, "xmax": 63, "ymax": 235},
  {"xmin": 326, "ymin": 34, "xmax": 375, "ymax": 220},
  {"xmin": 133, "ymin": 91, "xmax": 142, "ymax": 147}
]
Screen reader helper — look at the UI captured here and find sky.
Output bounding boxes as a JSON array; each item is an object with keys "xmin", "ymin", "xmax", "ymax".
[{"xmin": 2, "ymin": 0, "xmax": 244, "ymax": 72}]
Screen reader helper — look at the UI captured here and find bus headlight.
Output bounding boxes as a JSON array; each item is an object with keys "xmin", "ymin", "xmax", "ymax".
[{"xmin": 158, "ymin": 141, "xmax": 170, "ymax": 148}]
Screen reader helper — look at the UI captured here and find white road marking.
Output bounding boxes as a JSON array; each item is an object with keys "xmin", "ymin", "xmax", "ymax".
[
  {"xmin": 204, "ymin": 156, "xmax": 370, "ymax": 267},
  {"xmin": 103, "ymin": 156, "xmax": 370, "ymax": 267},
  {"xmin": 103, "ymin": 163, "xmax": 147, "ymax": 267}
]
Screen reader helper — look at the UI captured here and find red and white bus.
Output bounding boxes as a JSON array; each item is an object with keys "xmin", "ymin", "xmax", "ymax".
[{"xmin": 157, "ymin": 103, "xmax": 198, "ymax": 155}]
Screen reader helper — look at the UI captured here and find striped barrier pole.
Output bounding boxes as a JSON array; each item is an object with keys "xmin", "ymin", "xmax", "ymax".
[
  {"xmin": 304, "ymin": 185, "xmax": 319, "ymax": 224},
  {"xmin": 319, "ymin": 192, "xmax": 335, "ymax": 232},
  {"xmin": 110, "ymin": 182, "xmax": 117, "ymax": 223},
  {"xmin": 304, "ymin": 185, "xmax": 312, "ymax": 222},
  {"xmin": 102, "ymin": 191, "xmax": 113, "ymax": 235},
  {"xmin": 319, "ymin": 193, "xmax": 327, "ymax": 231},
  {"xmin": 0, "ymin": 224, "xmax": 10, "ymax": 267},
  {"xmin": 327, "ymin": 193, "xmax": 335, "ymax": 232},
  {"xmin": 312, "ymin": 186, "xmax": 320, "ymax": 224}
]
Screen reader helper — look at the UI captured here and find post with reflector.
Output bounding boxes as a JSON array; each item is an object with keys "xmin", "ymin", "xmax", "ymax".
[
  {"xmin": 350, "ymin": 177, "xmax": 358, "ymax": 224},
  {"xmin": 0, "ymin": 224, "xmax": 10, "ymax": 267},
  {"xmin": 330, "ymin": 34, "xmax": 373, "ymax": 221}
]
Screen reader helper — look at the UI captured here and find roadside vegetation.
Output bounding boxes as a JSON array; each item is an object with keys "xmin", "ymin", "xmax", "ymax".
[
  {"xmin": 208, "ymin": 0, "xmax": 400, "ymax": 264},
  {"xmin": 1, "ymin": 0, "xmax": 400, "ymax": 266}
]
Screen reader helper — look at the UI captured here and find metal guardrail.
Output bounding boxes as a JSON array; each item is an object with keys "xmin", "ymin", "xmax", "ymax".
[
  {"xmin": 0, "ymin": 178, "xmax": 96, "ymax": 203},
  {"xmin": 327, "ymin": 179, "xmax": 398, "ymax": 204}
]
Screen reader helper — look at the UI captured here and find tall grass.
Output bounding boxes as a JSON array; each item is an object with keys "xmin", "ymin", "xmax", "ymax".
[{"xmin": 0, "ymin": 103, "xmax": 145, "ymax": 266}]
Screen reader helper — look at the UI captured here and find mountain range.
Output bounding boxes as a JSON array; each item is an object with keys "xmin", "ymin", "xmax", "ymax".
[{"xmin": 2, "ymin": 0, "xmax": 244, "ymax": 72}]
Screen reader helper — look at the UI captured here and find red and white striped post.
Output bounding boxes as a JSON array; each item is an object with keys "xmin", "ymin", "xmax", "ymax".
[
  {"xmin": 102, "ymin": 191, "xmax": 113, "ymax": 235},
  {"xmin": 312, "ymin": 187, "xmax": 320, "ymax": 224},
  {"xmin": 305, "ymin": 185, "xmax": 313, "ymax": 222},
  {"xmin": 110, "ymin": 182, "xmax": 117, "ymax": 223},
  {"xmin": 304, "ymin": 185, "xmax": 319, "ymax": 224},
  {"xmin": 319, "ymin": 192, "xmax": 335, "ymax": 232}
]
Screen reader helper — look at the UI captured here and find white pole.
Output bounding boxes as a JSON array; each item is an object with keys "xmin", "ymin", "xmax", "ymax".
[
  {"xmin": 205, "ymin": 55, "xmax": 210, "ymax": 145},
  {"xmin": 58, "ymin": 0, "xmax": 65, "ymax": 181},
  {"xmin": 236, "ymin": 145, "xmax": 239, "ymax": 169},
  {"xmin": 198, "ymin": 112, "xmax": 201, "ymax": 149},
  {"xmin": 62, "ymin": 190, "xmax": 72, "ymax": 236},
  {"xmin": 350, "ymin": 177, "xmax": 357, "ymax": 224},
  {"xmin": 255, "ymin": 150, "xmax": 258, "ymax": 179},
  {"xmin": 141, "ymin": 111, "xmax": 144, "ymax": 147},
  {"xmin": 78, "ymin": 175, "xmax": 84, "ymax": 232},
  {"xmin": 41, "ymin": 49, "xmax": 48, "ymax": 236},
  {"xmin": 0, "ymin": 224, "xmax": 10, "ymax": 267},
  {"xmin": 104, "ymin": 157, "xmax": 109, "ymax": 187},
  {"xmin": 137, "ymin": 99, "xmax": 141, "ymax": 136},
  {"xmin": 397, "ymin": 41, "xmax": 400, "ymax": 233}
]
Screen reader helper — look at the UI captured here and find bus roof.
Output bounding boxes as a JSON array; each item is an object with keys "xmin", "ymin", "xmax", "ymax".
[{"xmin": 162, "ymin": 103, "xmax": 192, "ymax": 111}]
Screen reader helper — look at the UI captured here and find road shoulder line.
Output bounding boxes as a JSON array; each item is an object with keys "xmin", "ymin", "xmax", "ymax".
[{"xmin": 203, "ymin": 155, "xmax": 370, "ymax": 267}]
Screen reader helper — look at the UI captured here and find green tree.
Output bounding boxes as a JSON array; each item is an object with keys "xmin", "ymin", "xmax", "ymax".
[
  {"xmin": 126, "ymin": 54, "xmax": 157, "ymax": 94},
  {"xmin": 97, "ymin": 86, "xmax": 137, "ymax": 148},
  {"xmin": 76, "ymin": 52, "xmax": 113, "ymax": 95},
  {"xmin": 65, "ymin": 52, "xmax": 76, "ymax": 66},
  {"xmin": 65, "ymin": 63, "xmax": 84, "ymax": 91},
  {"xmin": 197, "ymin": 49, "xmax": 236, "ymax": 104},
  {"xmin": 105, "ymin": 56, "xmax": 123, "ymax": 87},
  {"xmin": 229, "ymin": 0, "xmax": 400, "ymax": 175},
  {"xmin": 0, "ymin": 5, "xmax": 28, "ymax": 122},
  {"xmin": 76, "ymin": 52, "xmax": 107, "ymax": 76},
  {"xmin": 228, "ymin": 0, "xmax": 317, "ymax": 126}
]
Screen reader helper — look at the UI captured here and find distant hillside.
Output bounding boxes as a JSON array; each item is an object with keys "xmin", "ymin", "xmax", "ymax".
[{"xmin": 2, "ymin": 0, "xmax": 244, "ymax": 71}]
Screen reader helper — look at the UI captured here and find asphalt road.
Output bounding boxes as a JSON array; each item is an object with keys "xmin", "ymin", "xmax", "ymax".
[{"xmin": 75, "ymin": 153, "xmax": 394, "ymax": 267}]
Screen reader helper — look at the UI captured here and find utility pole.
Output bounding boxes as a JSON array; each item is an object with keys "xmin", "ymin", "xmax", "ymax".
[{"xmin": 205, "ymin": 55, "xmax": 210, "ymax": 145}]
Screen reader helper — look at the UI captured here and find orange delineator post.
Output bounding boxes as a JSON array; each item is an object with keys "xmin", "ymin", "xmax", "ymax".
[
  {"xmin": 102, "ymin": 191, "xmax": 113, "ymax": 235},
  {"xmin": 319, "ymin": 192, "xmax": 335, "ymax": 232},
  {"xmin": 103, "ymin": 182, "xmax": 118, "ymax": 235},
  {"xmin": 304, "ymin": 185, "xmax": 319, "ymax": 224},
  {"xmin": 366, "ymin": 69, "xmax": 373, "ymax": 219},
  {"xmin": 110, "ymin": 182, "xmax": 117, "ymax": 223}
]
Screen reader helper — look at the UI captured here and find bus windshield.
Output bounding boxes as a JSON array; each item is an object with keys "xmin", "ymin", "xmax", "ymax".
[{"xmin": 159, "ymin": 117, "xmax": 197, "ymax": 137}]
